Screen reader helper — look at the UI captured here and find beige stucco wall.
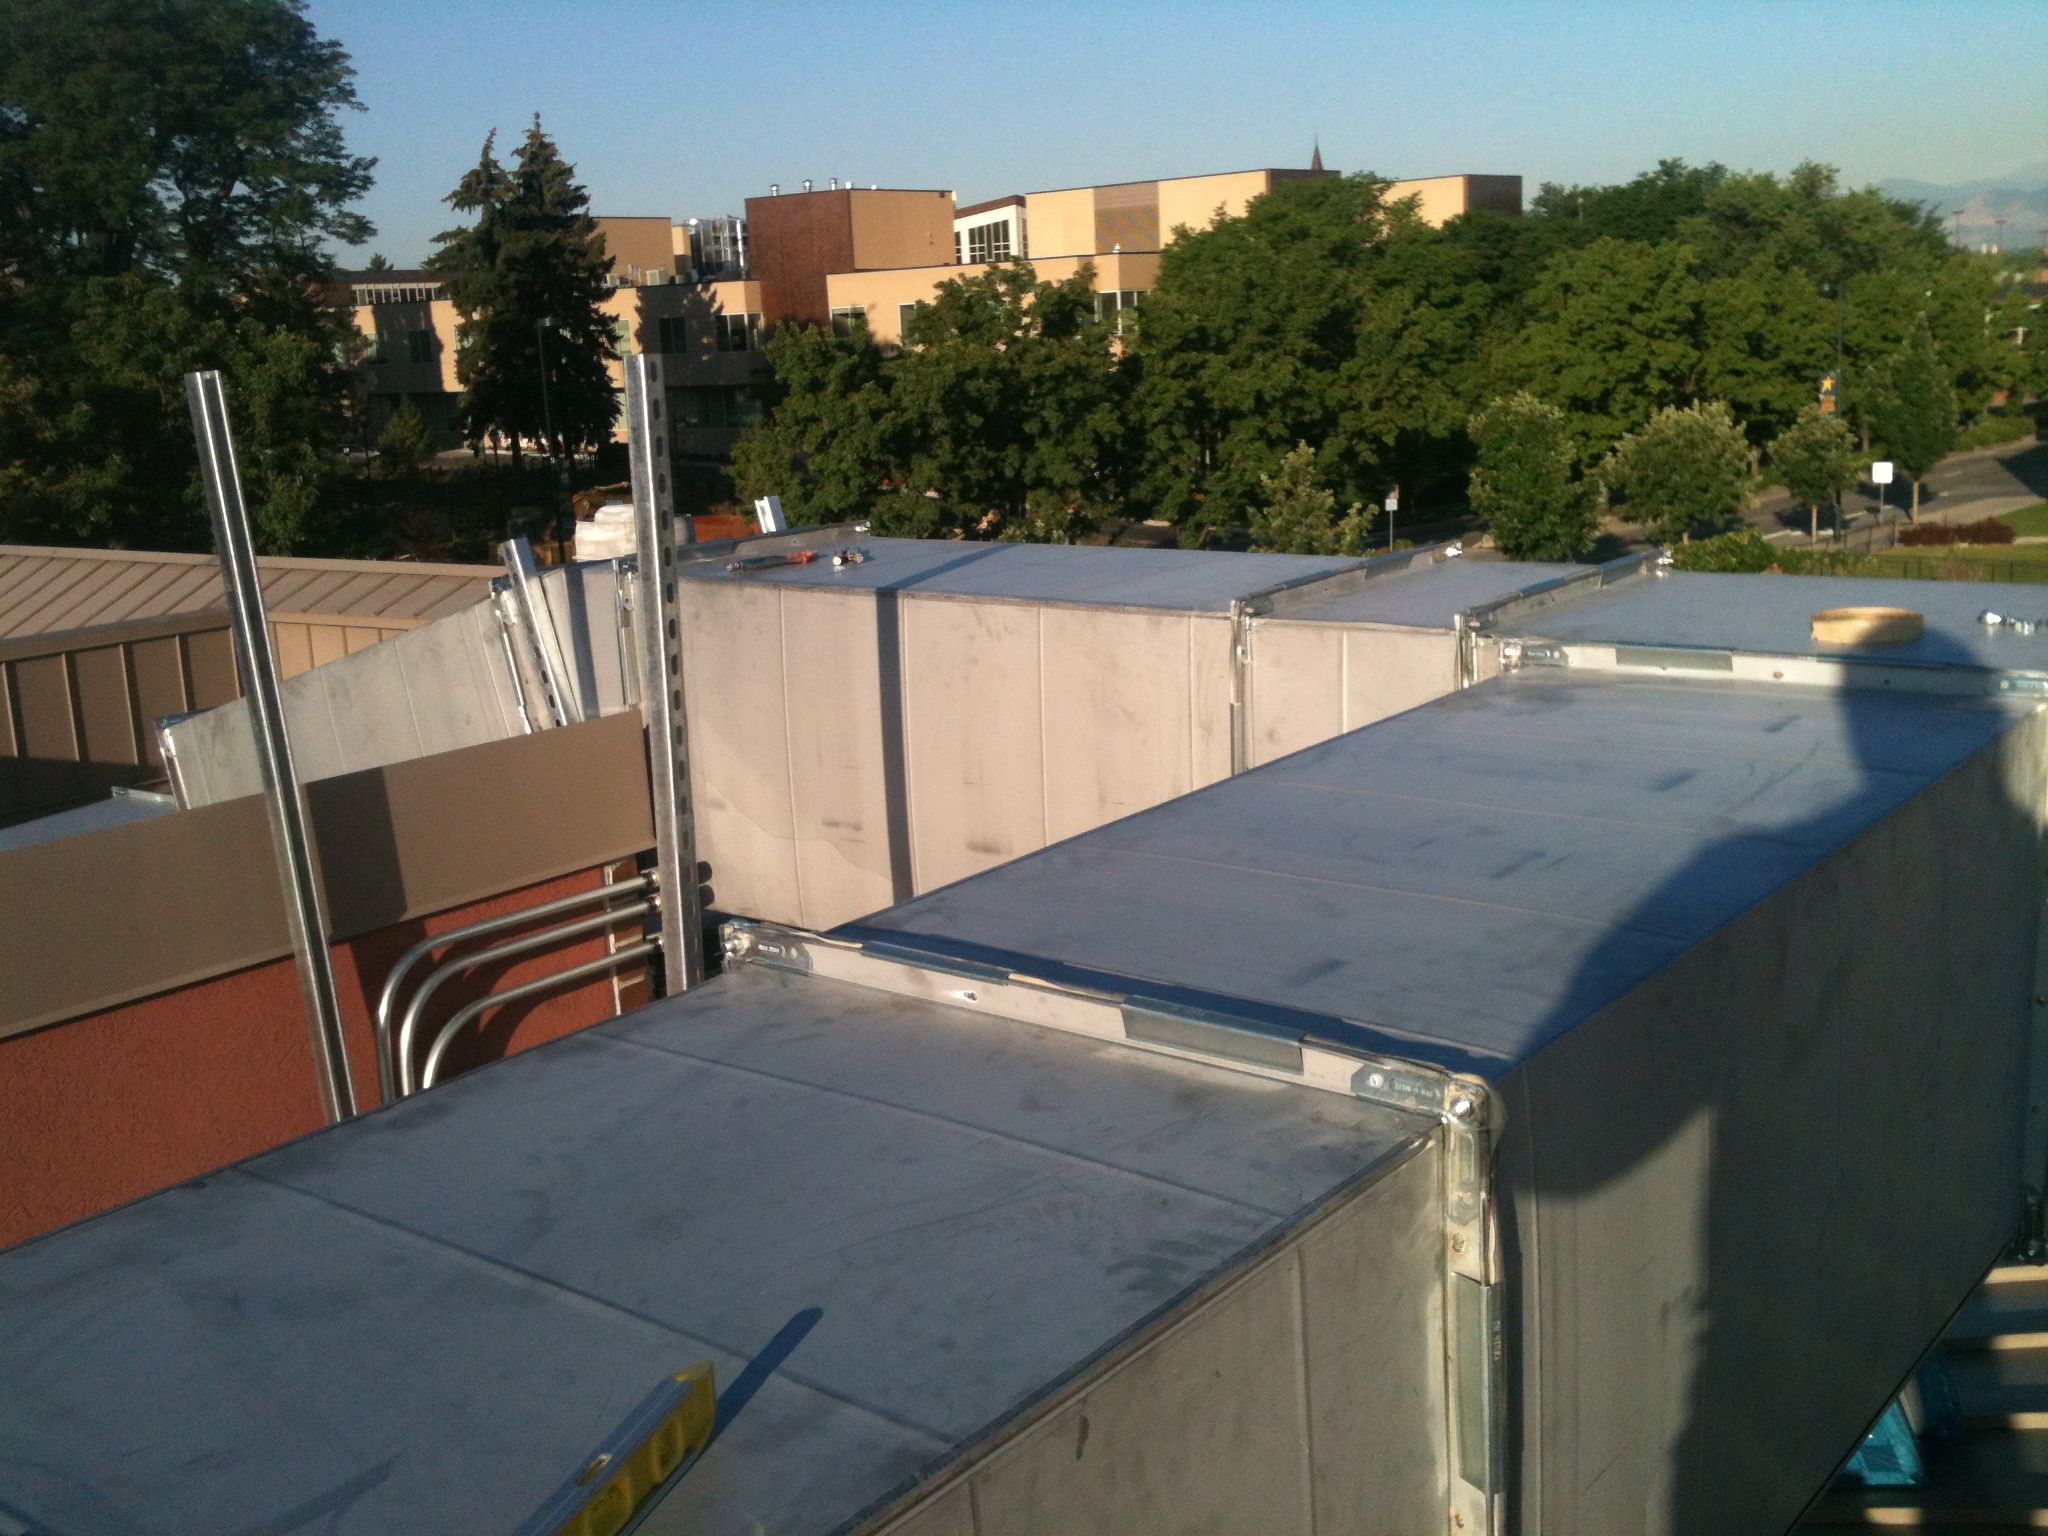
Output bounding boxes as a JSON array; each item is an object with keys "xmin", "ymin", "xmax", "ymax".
[
  {"xmin": 353, "ymin": 298, "xmax": 462, "ymax": 394},
  {"xmin": 1157, "ymin": 170, "xmax": 1272, "ymax": 240},
  {"xmin": 595, "ymin": 216, "xmax": 678, "ymax": 283},
  {"xmin": 1384, "ymin": 175, "xmax": 1523, "ymax": 226},
  {"xmin": 826, "ymin": 252, "xmax": 1161, "ymax": 344},
  {"xmin": 1020, "ymin": 187, "xmax": 1096, "ymax": 259},
  {"xmin": 847, "ymin": 190, "xmax": 957, "ymax": 271}
]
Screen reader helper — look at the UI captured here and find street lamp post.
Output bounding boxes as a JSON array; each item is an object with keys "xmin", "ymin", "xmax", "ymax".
[{"xmin": 536, "ymin": 317, "xmax": 572, "ymax": 552}]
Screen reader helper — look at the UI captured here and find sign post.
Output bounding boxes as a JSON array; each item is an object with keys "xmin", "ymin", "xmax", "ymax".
[
  {"xmin": 1872, "ymin": 460, "xmax": 1894, "ymax": 528},
  {"xmin": 1384, "ymin": 488, "xmax": 1399, "ymax": 553}
]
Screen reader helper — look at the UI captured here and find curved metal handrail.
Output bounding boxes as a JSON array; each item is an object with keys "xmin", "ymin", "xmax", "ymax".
[
  {"xmin": 373, "ymin": 874, "xmax": 654, "ymax": 1101},
  {"xmin": 420, "ymin": 941, "xmax": 660, "ymax": 1090},
  {"xmin": 396, "ymin": 899, "xmax": 654, "ymax": 1095}
]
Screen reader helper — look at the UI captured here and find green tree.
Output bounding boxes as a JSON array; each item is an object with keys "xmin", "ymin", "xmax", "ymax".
[
  {"xmin": 1767, "ymin": 405, "xmax": 1859, "ymax": 542},
  {"xmin": 735, "ymin": 262, "xmax": 1126, "ymax": 542},
  {"xmin": 1127, "ymin": 175, "xmax": 1453, "ymax": 545},
  {"xmin": 1867, "ymin": 316, "xmax": 1958, "ymax": 518},
  {"xmin": 1603, "ymin": 401, "xmax": 1753, "ymax": 544},
  {"xmin": 890, "ymin": 263, "xmax": 1122, "ymax": 540},
  {"xmin": 377, "ymin": 398, "xmax": 436, "ymax": 476},
  {"xmin": 1468, "ymin": 393, "xmax": 1598, "ymax": 559},
  {"xmin": 731, "ymin": 323, "xmax": 895, "ymax": 526},
  {"xmin": 0, "ymin": 0, "xmax": 373, "ymax": 551},
  {"xmin": 1248, "ymin": 442, "xmax": 1374, "ymax": 555},
  {"xmin": 429, "ymin": 119, "xmax": 616, "ymax": 462},
  {"xmin": 1503, "ymin": 237, "xmax": 1703, "ymax": 458}
]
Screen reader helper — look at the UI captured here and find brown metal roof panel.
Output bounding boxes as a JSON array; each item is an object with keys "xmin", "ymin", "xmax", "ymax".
[
  {"xmin": 100, "ymin": 563, "xmax": 222, "ymax": 624},
  {"xmin": 1, "ymin": 562, "xmax": 106, "ymax": 638},
  {"xmin": 67, "ymin": 562, "xmax": 180, "ymax": 632}
]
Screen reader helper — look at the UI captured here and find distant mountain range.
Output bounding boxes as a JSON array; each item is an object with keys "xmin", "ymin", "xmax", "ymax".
[{"xmin": 1875, "ymin": 164, "xmax": 2048, "ymax": 251}]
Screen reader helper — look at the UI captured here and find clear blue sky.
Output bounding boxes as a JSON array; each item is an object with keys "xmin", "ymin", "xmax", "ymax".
[{"xmin": 305, "ymin": 0, "xmax": 2048, "ymax": 266}]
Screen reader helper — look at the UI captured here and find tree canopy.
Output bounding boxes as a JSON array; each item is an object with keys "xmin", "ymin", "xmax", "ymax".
[
  {"xmin": 0, "ymin": 0, "xmax": 374, "ymax": 551},
  {"xmin": 1468, "ymin": 393, "xmax": 1598, "ymax": 560},
  {"xmin": 1768, "ymin": 405, "xmax": 1859, "ymax": 541},
  {"xmin": 428, "ymin": 119, "xmax": 617, "ymax": 462},
  {"xmin": 733, "ymin": 159, "xmax": 2004, "ymax": 549},
  {"xmin": 1603, "ymin": 401, "xmax": 1754, "ymax": 544}
]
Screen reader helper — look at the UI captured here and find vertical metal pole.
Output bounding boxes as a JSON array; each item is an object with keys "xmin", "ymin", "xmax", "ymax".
[
  {"xmin": 624, "ymin": 355, "xmax": 705, "ymax": 994},
  {"xmin": 184, "ymin": 371, "xmax": 358, "ymax": 1121}
]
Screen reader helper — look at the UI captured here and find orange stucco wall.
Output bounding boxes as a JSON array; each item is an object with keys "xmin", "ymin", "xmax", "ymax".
[{"xmin": 0, "ymin": 866, "xmax": 643, "ymax": 1251}]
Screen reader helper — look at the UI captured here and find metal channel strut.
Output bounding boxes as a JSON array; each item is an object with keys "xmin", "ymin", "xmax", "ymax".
[
  {"xmin": 499, "ymin": 536, "xmax": 585, "ymax": 726},
  {"xmin": 624, "ymin": 354, "xmax": 706, "ymax": 996},
  {"xmin": 184, "ymin": 370, "xmax": 357, "ymax": 1123},
  {"xmin": 372, "ymin": 873, "xmax": 656, "ymax": 1102},
  {"xmin": 1227, "ymin": 540, "xmax": 1466, "ymax": 775},
  {"xmin": 719, "ymin": 916, "xmax": 1506, "ymax": 1532}
]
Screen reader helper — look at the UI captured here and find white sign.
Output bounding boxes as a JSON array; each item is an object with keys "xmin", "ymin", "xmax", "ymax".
[
  {"xmin": 1383, "ymin": 491, "xmax": 1399, "ymax": 513},
  {"xmin": 1871, "ymin": 461, "xmax": 1895, "ymax": 486}
]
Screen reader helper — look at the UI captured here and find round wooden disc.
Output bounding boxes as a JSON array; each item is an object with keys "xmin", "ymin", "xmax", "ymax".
[{"xmin": 1810, "ymin": 606, "xmax": 1924, "ymax": 646}]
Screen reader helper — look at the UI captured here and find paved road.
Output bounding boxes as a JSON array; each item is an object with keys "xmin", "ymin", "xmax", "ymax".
[{"xmin": 1754, "ymin": 437, "xmax": 2048, "ymax": 542}]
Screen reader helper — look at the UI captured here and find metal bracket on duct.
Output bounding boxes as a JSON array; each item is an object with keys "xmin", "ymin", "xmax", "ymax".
[{"xmin": 1453, "ymin": 549, "xmax": 1665, "ymax": 690}]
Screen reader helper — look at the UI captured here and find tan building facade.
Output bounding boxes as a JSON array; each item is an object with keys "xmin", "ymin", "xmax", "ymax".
[
  {"xmin": 827, "ymin": 164, "xmax": 1521, "ymax": 346},
  {"xmin": 346, "ymin": 161, "xmax": 1519, "ymax": 465}
]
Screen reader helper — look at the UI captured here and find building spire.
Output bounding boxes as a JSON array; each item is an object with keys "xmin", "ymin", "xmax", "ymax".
[{"xmin": 1310, "ymin": 138, "xmax": 1324, "ymax": 173}]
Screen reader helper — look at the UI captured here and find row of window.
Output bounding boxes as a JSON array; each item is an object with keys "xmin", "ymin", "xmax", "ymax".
[
  {"xmin": 369, "ymin": 330, "xmax": 436, "ymax": 366},
  {"xmin": 652, "ymin": 312, "xmax": 764, "ymax": 355},
  {"xmin": 960, "ymin": 218, "xmax": 1015, "ymax": 266},
  {"xmin": 668, "ymin": 385, "xmax": 763, "ymax": 432},
  {"xmin": 354, "ymin": 283, "xmax": 440, "ymax": 305}
]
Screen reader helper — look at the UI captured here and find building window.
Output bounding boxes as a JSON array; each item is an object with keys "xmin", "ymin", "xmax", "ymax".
[
  {"xmin": 670, "ymin": 385, "xmax": 761, "ymax": 431},
  {"xmin": 657, "ymin": 315, "xmax": 692, "ymax": 355},
  {"xmin": 353, "ymin": 282, "xmax": 441, "ymax": 305},
  {"xmin": 898, "ymin": 301, "xmax": 926, "ymax": 340},
  {"xmin": 1095, "ymin": 289, "xmax": 1147, "ymax": 333},
  {"xmin": 614, "ymin": 317, "xmax": 636, "ymax": 356},
  {"xmin": 829, "ymin": 306, "xmax": 867, "ymax": 339},
  {"xmin": 715, "ymin": 312, "xmax": 762, "ymax": 352},
  {"xmin": 965, "ymin": 219, "xmax": 1013, "ymax": 265},
  {"xmin": 405, "ymin": 330, "xmax": 433, "ymax": 366}
]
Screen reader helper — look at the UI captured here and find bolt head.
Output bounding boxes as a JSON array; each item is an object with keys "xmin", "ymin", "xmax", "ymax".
[{"xmin": 1448, "ymin": 1094, "xmax": 1476, "ymax": 1122}]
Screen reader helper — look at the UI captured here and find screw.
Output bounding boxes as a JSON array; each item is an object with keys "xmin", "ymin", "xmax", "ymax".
[
  {"xmin": 1448, "ymin": 1094, "xmax": 1476, "ymax": 1122},
  {"xmin": 1452, "ymin": 1513, "xmax": 1466, "ymax": 1530},
  {"xmin": 1451, "ymin": 1233, "xmax": 1469, "ymax": 1254}
]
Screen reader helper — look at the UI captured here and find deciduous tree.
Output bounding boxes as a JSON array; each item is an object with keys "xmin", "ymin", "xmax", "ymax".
[
  {"xmin": 1467, "ymin": 393, "xmax": 1597, "ymax": 559},
  {"xmin": 1248, "ymin": 443, "xmax": 1374, "ymax": 555},
  {"xmin": 1868, "ymin": 317, "xmax": 1959, "ymax": 518},
  {"xmin": 1602, "ymin": 401, "xmax": 1753, "ymax": 544},
  {"xmin": 0, "ymin": 0, "xmax": 373, "ymax": 551},
  {"xmin": 1767, "ymin": 405, "xmax": 1859, "ymax": 542}
]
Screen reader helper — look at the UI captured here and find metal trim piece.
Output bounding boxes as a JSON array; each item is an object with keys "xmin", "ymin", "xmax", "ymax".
[
  {"xmin": 1497, "ymin": 637, "xmax": 2048, "ymax": 701},
  {"xmin": 499, "ymin": 537, "xmax": 584, "ymax": 726},
  {"xmin": 1122, "ymin": 997, "xmax": 1305, "ymax": 1072},
  {"xmin": 624, "ymin": 355, "xmax": 705, "ymax": 995},
  {"xmin": 184, "ymin": 370, "xmax": 357, "ymax": 1124},
  {"xmin": 1456, "ymin": 550, "xmax": 1664, "ymax": 690}
]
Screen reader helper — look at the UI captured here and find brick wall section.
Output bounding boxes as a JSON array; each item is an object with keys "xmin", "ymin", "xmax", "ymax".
[
  {"xmin": 0, "ymin": 866, "xmax": 646, "ymax": 1250},
  {"xmin": 745, "ymin": 189, "xmax": 855, "ymax": 326}
]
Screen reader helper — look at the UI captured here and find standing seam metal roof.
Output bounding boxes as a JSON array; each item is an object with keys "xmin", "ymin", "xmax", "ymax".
[{"xmin": 0, "ymin": 546, "xmax": 498, "ymax": 641}]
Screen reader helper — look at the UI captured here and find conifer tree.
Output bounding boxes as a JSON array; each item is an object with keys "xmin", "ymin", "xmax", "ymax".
[{"xmin": 429, "ymin": 119, "xmax": 617, "ymax": 463}]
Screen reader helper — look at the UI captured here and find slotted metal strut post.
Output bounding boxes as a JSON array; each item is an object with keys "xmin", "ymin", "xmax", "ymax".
[
  {"xmin": 624, "ymin": 354, "xmax": 705, "ymax": 993},
  {"xmin": 184, "ymin": 370, "xmax": 357, "ymax": 1121}
]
